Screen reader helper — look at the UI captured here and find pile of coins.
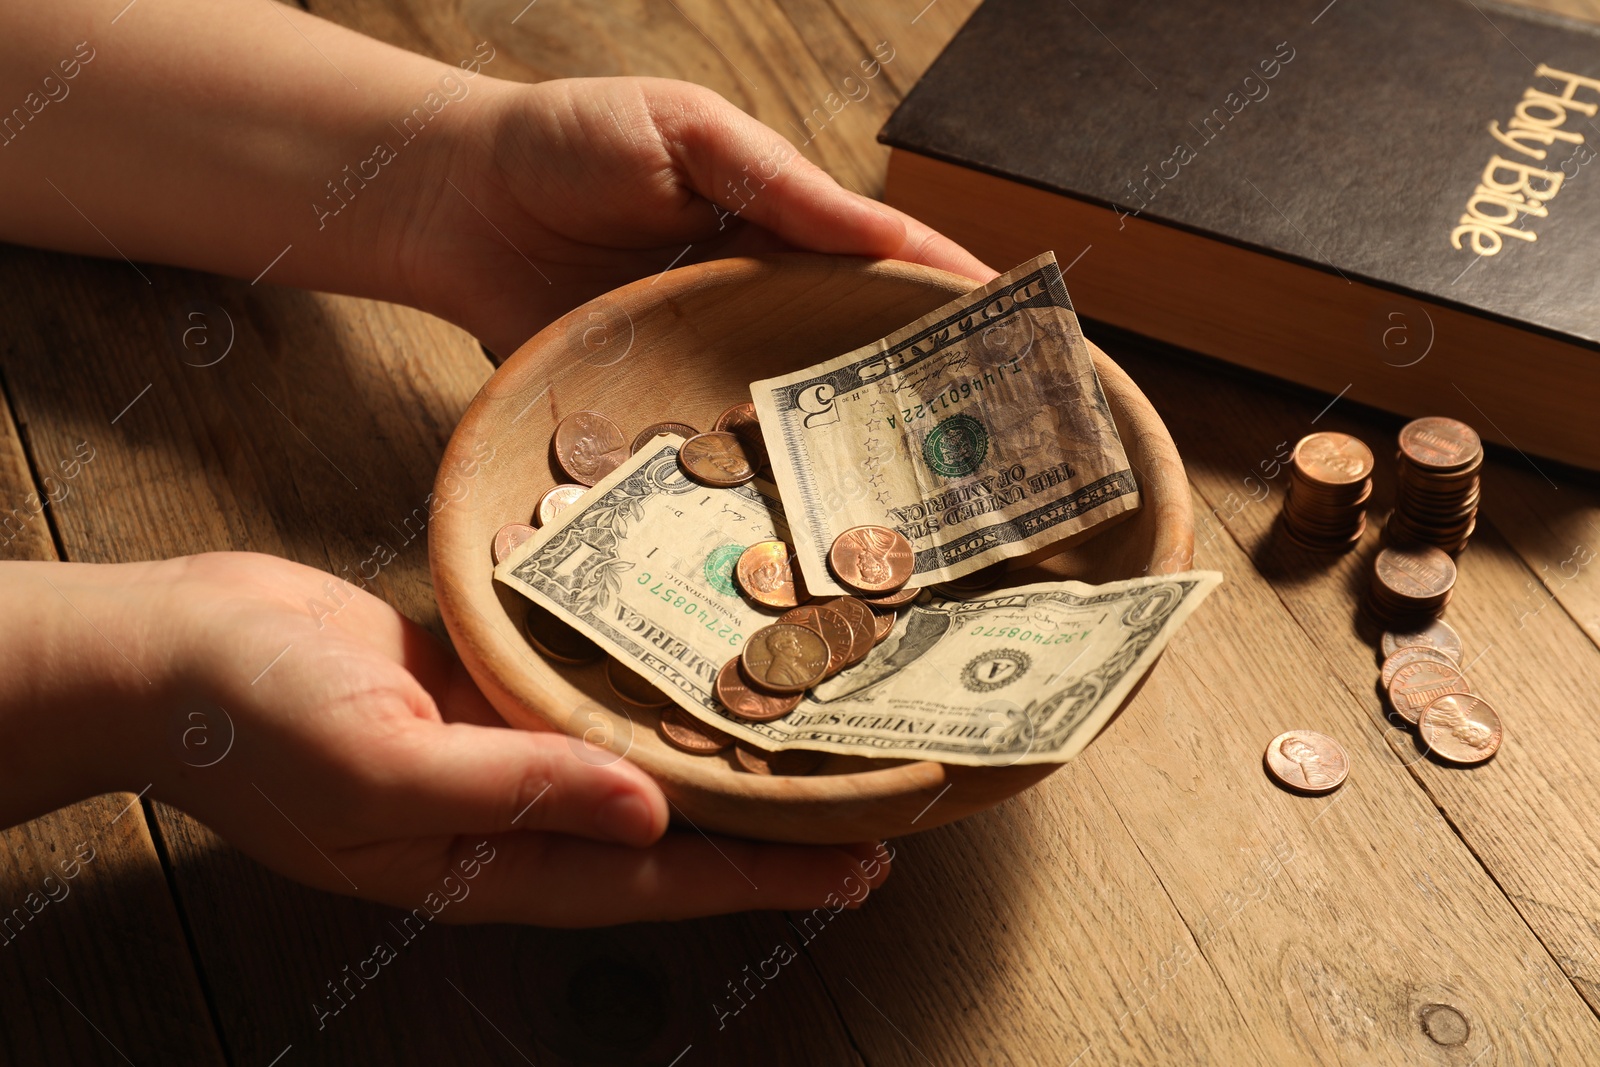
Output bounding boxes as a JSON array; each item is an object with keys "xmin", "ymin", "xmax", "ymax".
[
  {"xmin": 1366, "ymin": 544, "xmax": 1456, "ymax": 629},
  {"xmin": 1281, "ymin": 432, "xmax": 1375, "ymax": 552},
  {"xmin": 1377, "ymin": 619, "xmax": 1502, "ymax": 764},
  {"xmin": 1386, "ymin": 416, "xmax": 1483, "ymax": 555}
]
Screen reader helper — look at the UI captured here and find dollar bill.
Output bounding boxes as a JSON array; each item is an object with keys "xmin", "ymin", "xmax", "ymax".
[
  {"xmin": 494, "ymin": 438, "xmax": 1219, "ymax": 766},
  {"xmin": 750, "ymin": 251, "xmax": 1140, "ymax": 596}
]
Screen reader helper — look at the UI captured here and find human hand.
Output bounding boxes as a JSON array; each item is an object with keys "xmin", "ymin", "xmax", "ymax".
[
  {"xmin": 393, "ymin": 76, "xmax": 998, "ymax": 356},
  {"xmin": 5, "ymin": 553, "xmax": 890, "ymax": 926}
]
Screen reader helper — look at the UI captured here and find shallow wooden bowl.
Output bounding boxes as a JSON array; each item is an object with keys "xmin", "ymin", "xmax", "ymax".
[{"xmin": 430, "ymin": 254, "xmax": 1192, "ymax": 843}]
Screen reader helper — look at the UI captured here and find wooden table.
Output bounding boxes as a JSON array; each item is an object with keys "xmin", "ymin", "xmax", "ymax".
[{"xmin": 6, "ymin": 0, "xmax": 1600, "ymax": 1063}]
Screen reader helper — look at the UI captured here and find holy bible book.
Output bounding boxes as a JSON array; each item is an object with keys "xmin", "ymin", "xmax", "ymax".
[{"xmin": 880, "ymin": 0, "xmax": 1600, "ymax": 469}]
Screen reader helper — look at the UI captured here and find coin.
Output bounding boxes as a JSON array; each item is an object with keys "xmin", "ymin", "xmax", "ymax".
[
  {"xmin": 553, "ymin": 410, "xmax": 630, "ymax": 486},
  {"xmin": 606, "ymin": 659, "xmax": 672, "ymax": 707},
  {"xmin": 1418, "ymin": 693, "xmax": 1502, "ymax": 764},
  {"xmin": 828, "ymin": 525, "xmax": 914, "ymax": 593},
  {"xmin": 934, "ymin": 561, "xmax": 1007, "ymax": 596},
  {"xmin": 740, "ymin": 623, "xmax": 830, "ymax": 693},
  {"xmin": 860, "ymin": 586, "xmax": 924, "ymax": 610},
  {"xmin": 777, "ymin": 603, "xmax": 856, "ymax": 676},
  {"xmin": 734, "ymin": 743, "xmax": 825, "ymax": 776},
  {"xmin": 492, "ymin": 522, "xmax": 537, "ymax": 564},
  {"xmin": 872, "ymin": 610, "xmax": 895, "ymax": 643},
  {"xmin": 658, "ymin": 705, "xmax": 733, "ymax": 755},
  {"xmin": 523, "ymin": 604, "xmax": 603, "ymax": 665},
  {"xmin": 631, "ymin": 421, "xmax": 699, "ymax": 454},
  {"xmin": 1387, "ymin": 657, "xmax": 1471, "ymax": 726},
  {"xmin": 714, "ymin": 657, "xmax": 803, "ymax": 722},
  {"xmin": 535, "ymin": 484, "xmax": 587, "ymax": 527},
  {"xmin": 714, "ymin": 402, "xmax": 768, "ymax": 469},
  {"xmin": 678, "ymin": 431, "xmax": 756, "ymax": 487},
  {"xmin": 1293, "ymin": 432, "xmax": 1375, "ymax": 486},
  {"xmin": 1380, "ymin": 645, "xmax": 1460, "ymax": 691},
  {"xmin": 1398, "ymin": 417, "xmax": 1482, "ymax": 472},
  {"xmin": 736, "ymin": 540, "xmax": 807, "ymax": 609},
  {"xmin": 1381, "ymin": 619, "xmax": 1463, "ymax": 662},
  {"xmin": 821, "ymin": 596, "xmax": 877, "ymax": 666},
  {"xmin": 1372, "ymin": 545, "xmax": 1456, "ymax": 601},
  {"xmin": 1263, "ymin": 730, "xmax": 1349, "ymax": 795}
]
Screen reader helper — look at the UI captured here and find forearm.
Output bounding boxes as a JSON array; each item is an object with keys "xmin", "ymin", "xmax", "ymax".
[{"xmin": 0, "ymin": 0, "xmax": 501, "ymax": 300}]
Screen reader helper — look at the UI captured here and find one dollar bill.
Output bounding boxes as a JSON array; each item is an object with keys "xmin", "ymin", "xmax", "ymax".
[
  {"xmin": 494, "ymin": 439, "xmax": 1219, "ymax": 767},
  {"xmin": 751, "ymin": 251, "xmax": 1140, "ymax": 596}
]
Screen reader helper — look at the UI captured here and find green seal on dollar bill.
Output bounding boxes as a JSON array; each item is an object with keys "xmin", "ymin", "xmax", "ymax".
[
  {"xmin": 924, "ymin": 413, "xmax": 990, "ymax": 478},
  {"xmin": 703, "ymin": 543, "xmax": 745, "ymax": 596}
]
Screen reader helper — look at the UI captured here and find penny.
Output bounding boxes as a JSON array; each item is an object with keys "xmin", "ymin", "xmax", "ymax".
[
  {"xmin": 872, "ymin": 610, "xmax": 896, "ymax": 643},
  {"xmin": 828, "ymin": 525, "xmax": 914, "ymax": 593},
  {"xmin": 777, "ymin": 603, "xmax": 856, "ymax": 676},
  {"xmin": 740, "ymin": 623, "xmax": 830, "ymax": 693},
  {"xmin": 492, "ymin": 522, "xmax": 537, "ymax": 564},
  {"xmin": 1263, "ymin": 730, "xmax": 1349, "ymax": 795},
  {"xmin": 821, "ymin": 596, "xmax": 877, "ymax": 666},
  {"xmin": 714, "ymin": 402, "xmax": 768, "ymax": 469},
  {"xmin": 1373, "ymin": 545, "xmax": 1456, "ymax": 601},
  {"xmin": 736, "ymin": 540, "xmax": 807, "ymax": 610},
  {"xmin": 678, "ymin": 431, "xmax": 756, "ymax": 487},
  {"xmin": 734, "ymin": 743, "xmax": 825, "ymax": 776},
  {"xmin": 606, "ymin": 659, "xmax": 672, "ymax": 707},
  {"xmin": 1381, "ymin": 619, "xmax": 1463, "ymax": 663},
  {"xmin": 553, "ymin": 410, "xmax": 630, "ymax": 486},
  {"xmin": 523, "ymin": 604, "xmax": 603, "ymax": 665},
  {"xmin": 1387, "ymin": 657, "xmax": 1472, "ymax": 726},
  {"xmin": 1418, "ymin": 693, "xmax": 1502, "ymax": 765},
  {"xmin": 860, "ymin": 585, "xmax": 924, "ymax": 610},
  {"xmin": 1293, "ymin": 432, "xmax": 1375, "ymax": 486},
  {"xmin": 658, "ymin": 705, "xmax": 733, "ymax": 755},
  {"xmin": 1380, "ymin": 645, "xmax": 1460, "ymax": 691},
  {"xmin": 714, "ymin": 657, "xmax": 802, "ymax": 722},
  {"xmin": 535, "ymin": 484, "xmax": 587, "ymax": 527},
  {"xmin": 631, "ymin": 421, "xmax": 700, "ymax": 454},
  {"xmin": 1398, "ymin": 417, "xmax": 1482, "ymax": 472}
]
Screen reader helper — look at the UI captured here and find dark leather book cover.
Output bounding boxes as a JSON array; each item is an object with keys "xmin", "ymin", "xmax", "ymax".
[{"xmin": 880, "ymin": 0, "xmax": 1600, "ymax": 348}]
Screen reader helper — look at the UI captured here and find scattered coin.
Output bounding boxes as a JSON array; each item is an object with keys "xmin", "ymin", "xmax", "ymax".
[
  {"xmin": 631, "ymin": 421, "xmax": 699, "ymax": 454},
  {"xmin": 1387, "ymin": 657, "xmax": 1471, "ymax": 726},
  {"xmin": 658, "ymin": 705, "xmax": 734, "ymax": 755},
  {"xmin": 740, "ymin": 623, "xmax": 830, "ymax": 693},
  {"xmin": 553, "ymin": 410, "xmax": 630, "ymax": 486},
  {"xmin": 777, "ymin": 603, "xmax": 856, "ymax": 676},
  {"xmin": 714, "ymin": 402, "xmax": 768, "ymax": 469},
  {"xmin": 714, "ymin": 657, "xmax": 803, "ymax": 722},
  {"xmin": 734, "ymin": 743, "xmax": 826, "ymax": 776},
  {"xmin": 523, "ymin": 604, "xmax": 604, "ymax": 665},
  {"xmin": 606, "ymin": 659, "xmax": 673, "ymax": 707},
  {"xmin": 1263, "ymin": 730, "xmax": 1349, "ymax": 795},
  {"xmin": 1418, "ymin": 693, "xmax": 1502, "ymax": 765},
  {"xmin": 679, "ymin": 431, "xmax": 756, "ymax": 487},
  {"xmin": 828, "ymin": 525, "xmax": 914, "ymax": 593},
  {"xmin": 1380, "ymin": 645, "xmax": 1460, "ymax": 691},
  {"xmin": 1381, "ymin": 619, "xmax": 1463, "ymax": 663},
  {"xmin": 872, "ymin": 610, "xmax": 896, "ymax": 643},
  {"xmin": 736, "ymin": 540, "xmax": 807, "ymax": 609},
  {"xmin": 492, "ymin": 522, "xmax": 537, "ymax": 565},
  {"xmin": 535, "ymin": 484, "xmax": 587, "ymax": 527},
  {"xmin": 822, "ymin": 596, "xmax": 877, "ymax": 666}
]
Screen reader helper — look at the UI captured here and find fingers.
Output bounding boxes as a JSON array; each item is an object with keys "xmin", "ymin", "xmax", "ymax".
[
  {"xmin": 437, "ymin": 832, "xmax": 895, "ymax": 926},
  {"xmin": 365, "ymin": 719, "xmax": 669, "ymax": 846}
]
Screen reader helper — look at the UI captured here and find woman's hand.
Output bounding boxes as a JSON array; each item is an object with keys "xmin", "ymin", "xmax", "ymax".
[
  {"xmin": 394, "ymin": 76, "xmax": 998, "ymax": 356},
  {"xmin": 2, "ymin": 553, "xmax": 890, "ymax": 927}
]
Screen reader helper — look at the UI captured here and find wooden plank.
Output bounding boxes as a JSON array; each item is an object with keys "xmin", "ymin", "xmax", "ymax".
[{"xmin": 0, "ymin": 245, "xmax": 867, "ymax": 1065}]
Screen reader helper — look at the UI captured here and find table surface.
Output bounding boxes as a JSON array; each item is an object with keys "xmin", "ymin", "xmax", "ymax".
[{"xmin": 7, "ymin": 0, "xmax": 1600, "ymax": 1063}]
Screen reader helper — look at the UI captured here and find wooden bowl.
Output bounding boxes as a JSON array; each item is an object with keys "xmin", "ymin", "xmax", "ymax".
[{"xmin": 430, "ymin": 254, "xmax": 1192, "ymax": 844}]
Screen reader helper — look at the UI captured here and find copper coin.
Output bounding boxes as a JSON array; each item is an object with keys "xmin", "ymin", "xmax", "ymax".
[
  {"xmin": 1293, "ymin": 432, "xmax": 1375, "ymax": 486},
  {"xmin": 492, "ymin": 522, "xmax": 537, "ymax": 564},
  {"xmin": 1380, "ymin": 645, "xmax": 1460, "ymax": 691},
  {"xmin": 860, "ymin": 586, "xmax": 923, "ymax": 610},
  {"xmin": 658, "ymin": 705, "xmax": 733, "ymax": 755},
  {"xmin": 606, "ymin": 659, "xmax": 673, "ymax": 707},
  {"xmin": 777, "ymin": 604, "xmax": 856, "ymax": 676},
  {"xmin": 553, "ymin": 410, "xmax": 630, "ymax": 486},
  {"xmin": 1263, "ymin": 730, "xmax": 1349, "ymax": 795},
  {"xmin": 821, "ymin": 596, "xmax": 877, "ymax": 666},
  {"xmin": 1381, "ymin": 619, "xmax": 1463, "ymax": 663},
  {"xmin": 631, "ymin": 421, "xmax": 699, "ymax": 454},
  {"xmin": 1418, "ymin": 693, "xmax": 1502, "ymax": 764},
  {"xmin": 678, "ymin": 431, "xmax": 756, "ymax": 487},
  {"xmin": 1373, "ymin": 545, "xmax": 1456, "ymax": 601},
  {"xmin": 523, "ymin": 604, "xmax": 603, "ymax": 665},
  {"xmin": 713, "ymin": 402, "xmax": 768, "ymax": 468},
  {"xmin": 740, "ymin": 623, "xmax": 829, "ymax": 693},
  {"xmin": 872, "ymin": 610, "xmax": 896, "ymax": 643},
  {"xmin": 714, "ymin": 657, "xmax": 802, "ymax": 722},
  {"xmin": 535, "ymin": 484, "xmax": 587, "ymax": 527},
  {"xmin": 735, "ymin": 540, "xmax": 807, "ymax": 609},
  {"xmin": 1398, "ymin": 417, "xmax": 1482, "ymax": 472},
  {"xmin": 734, "ymin": 743, "xmax": 825, "ymax": 776},
  {"xmin": 828, "ymin": 525, "xmax": 915, "ymax": 593},
  {"xmin": 1387, "ymin": 658, "xmax": 1471, "ymax": 726}
]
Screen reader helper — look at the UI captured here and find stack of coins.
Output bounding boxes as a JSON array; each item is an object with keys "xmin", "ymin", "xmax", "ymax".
[
  {"xmin": 1366, "ymin": 544, "xmax": 1455, "ymax": 629},
  {"xmin": 1280, "ymin": 432, "xmax": 1374, "ymax": 552},
  {"xmin": 1386, "ymin": 417, "xmax": 1482, "ymax": 555}
]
